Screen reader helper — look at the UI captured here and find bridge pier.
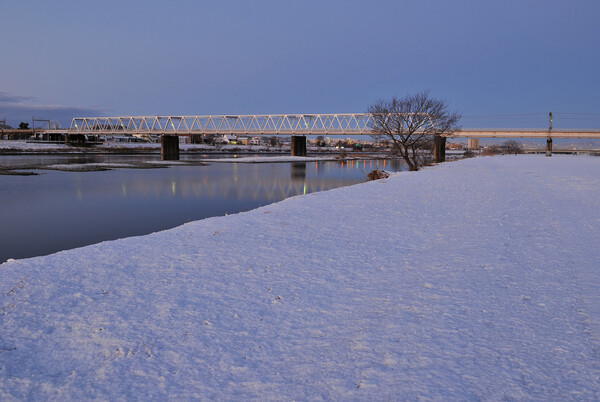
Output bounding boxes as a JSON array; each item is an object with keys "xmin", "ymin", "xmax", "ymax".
[
  {"xmin": 161, "ymin": 135, "xmax": 180, "ymax": 160},
  {"xmin": 291, "ymin": 135, "xmax": 307, "ymax": 157},
  {"xmin": 67, "ymin": 134, "xmax": 86, "ymax": 144},
  {"xmin": 546, "ymin": 137, "xmax": 553, "ymax": 157},
  {"xmin": 433, "ymin": 135, "xmax": 446, "ymax": 163}
]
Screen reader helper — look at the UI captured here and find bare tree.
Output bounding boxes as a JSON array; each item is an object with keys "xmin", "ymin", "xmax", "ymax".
[{"xmin": 368, "ymin": 91, "xmax": 461, "ymax": 170}]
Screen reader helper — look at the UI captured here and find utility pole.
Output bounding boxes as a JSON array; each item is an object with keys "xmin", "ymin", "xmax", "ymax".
[
  {"xmin": 1, "ymin": 117, "xmax": 5, "ymax": 139},
  {"xmin": 546, "ymin": 111, "xmax": 553, "ymax": 157},
  {"xmin": 33, "ymin": 117, "xmax": 51, "ymax": 140}
]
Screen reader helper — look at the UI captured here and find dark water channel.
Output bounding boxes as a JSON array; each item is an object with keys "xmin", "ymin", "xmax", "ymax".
[{"xmin": 0, "ymin": 154, "xmax": 407, "ymax": 262}]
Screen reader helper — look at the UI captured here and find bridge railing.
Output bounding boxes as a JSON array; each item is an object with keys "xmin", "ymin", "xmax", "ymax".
[{"xmin": 65, "ymin": 113, "xmax": 440, "ymax": 136}]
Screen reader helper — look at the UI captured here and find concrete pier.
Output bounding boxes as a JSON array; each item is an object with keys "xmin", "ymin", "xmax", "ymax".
[
  {"xmin": 161, "ymin": 135, "xmax": 180, "ymax": 160},
  {"xmin": 291, "ymin": 135, "xmax": 307, "ymax": 157},
  {"xmin": 433, "ymin": 135, "xmax": 446, "ymax": 163}
]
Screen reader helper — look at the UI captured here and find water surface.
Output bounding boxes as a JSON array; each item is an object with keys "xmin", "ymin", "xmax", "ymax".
[{"xmin": 0, "ymin": 155, "xmax": 406, "ymax": 261}]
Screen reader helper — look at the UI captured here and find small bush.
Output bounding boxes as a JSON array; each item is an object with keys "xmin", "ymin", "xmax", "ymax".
[{"xmin": 367, "ymin": 169, "xmax": 390, "ymax": 181}]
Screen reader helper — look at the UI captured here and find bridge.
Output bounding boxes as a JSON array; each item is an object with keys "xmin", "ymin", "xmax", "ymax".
[
  {"xmin": 41, "ymin": 113, "xmax": 600, "ymax": 160},
  {"xmin": 41, "ymin": 113, "xmax": 600, "ymax": 137}
]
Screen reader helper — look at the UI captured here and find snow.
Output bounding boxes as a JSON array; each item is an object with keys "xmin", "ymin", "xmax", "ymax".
[
  {"xmin": 0, "ymin": 140, "xmax": 74, "ymax": 151},
  {"xmin": 0, "ymin": 140, "xmax": 158, "ymax": 153},
  {"xmin": 45, "ymin": 163, "xmax": 138, "ymax": 171},
  {"xmin": 1, "ymin": 155, "xmax": 599, "ymax": 400},
  {"xmin": 43, "ymin": 161, "xmax": 200, "ymax": 171},
  {"xmin": 204, "ymin": 155, "xmax": 343, "ymax": 163}
]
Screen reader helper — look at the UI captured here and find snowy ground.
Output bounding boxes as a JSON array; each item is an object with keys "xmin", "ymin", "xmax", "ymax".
[{"xmin": 1, "ymin": 155, "xmax": 599, "ymax": 400}]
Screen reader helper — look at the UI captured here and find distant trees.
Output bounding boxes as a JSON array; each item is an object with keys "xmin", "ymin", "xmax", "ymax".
[
  {"xmin": 501, "ymin": 140, "xmax": 523, "ymax": 154},
  {"xmin": 268, "ymin": 136, "xmax": 280, "ymax": 147},
  {"xmin": 481, "ymin": 141, "xmax": 524, "ymax": 155},
  {"xmin": 19, "ymin": 122, "xmax": 29, "ymax": 129},
  {"xmin": 368, "ymin": 91, "xmax": 460, "ymax": 171}
]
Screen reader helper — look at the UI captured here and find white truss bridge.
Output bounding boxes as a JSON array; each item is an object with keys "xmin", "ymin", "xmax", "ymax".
[
  {"xmin": 62, "ymin": 114, "xmax": 386, "ymax": 136},
  {"xmin": 42, "ymin": 113, "xmax": 600, "ymax": 139}
]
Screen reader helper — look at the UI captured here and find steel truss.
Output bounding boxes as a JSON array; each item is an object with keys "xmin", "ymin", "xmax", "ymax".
[{"xmin": 68, "ymin": 113, "xmax": 433, "ymax": 136}]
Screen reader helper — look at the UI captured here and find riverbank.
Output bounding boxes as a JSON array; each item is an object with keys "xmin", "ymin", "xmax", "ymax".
[{"xmin": 1, "ymin": 155, "xmax": 599, "ymax": 399}]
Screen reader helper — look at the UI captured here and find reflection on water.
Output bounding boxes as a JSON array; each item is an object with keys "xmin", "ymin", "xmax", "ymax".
[
  {"xmin": 291, "ymin": 162, "xmax": 307, "ymax": 181},
  {"xmin": 0, "ymin": 155, "xmax": 406, "ymax": 261}
]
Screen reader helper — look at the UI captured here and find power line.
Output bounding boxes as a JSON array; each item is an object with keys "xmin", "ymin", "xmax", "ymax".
[
  {"xmin": 553, "ymin": 112, "xmax": 600, "ymax": 115},
  {"xmin": 462, "ymin": 113, "xmax": 547, "ymax": 118},
  {"xmin": 555, "ymin": 116, "xmax": 600, "ymax": 120}
]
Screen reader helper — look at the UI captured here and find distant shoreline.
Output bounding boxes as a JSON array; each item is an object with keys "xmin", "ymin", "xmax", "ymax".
[{"xmin": 0, "ymin": 140, "xmax": 375, "ymax": 156}]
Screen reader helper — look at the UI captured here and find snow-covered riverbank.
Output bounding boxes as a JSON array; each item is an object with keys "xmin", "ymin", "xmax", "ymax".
[{"xmin": 1, "ymin": 155, "xmax": 599, "ymax": 400}]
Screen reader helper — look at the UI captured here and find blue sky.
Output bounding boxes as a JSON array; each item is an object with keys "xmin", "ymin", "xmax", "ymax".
[{"xmin": 1, "ymin": 0, "xmax": 599, "ymax": 129}]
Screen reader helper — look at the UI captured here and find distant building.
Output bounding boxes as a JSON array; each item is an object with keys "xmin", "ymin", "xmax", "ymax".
[
  {"xmin": 468, "ymin": 138, "xmax": 480, "ymax": 150},
  {"xmin": 236, "ymin": 136, "xmax": 251, "ymax": 145},
  {"xmin": 214, "ymin": 134, "xmax": 237, "ymax": 144},
  {"xmin": 249, "ymin": 136, "xmax": 266, "ymax": 146},
  {"xmin": 447, "ymin": 142, "xmax": 464, "ymax": 150}
]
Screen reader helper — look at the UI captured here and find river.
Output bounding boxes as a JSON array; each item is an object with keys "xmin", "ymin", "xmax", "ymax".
[{"xmin": 0, "ymin": 154, "xmax": 407, "ymax": 262}]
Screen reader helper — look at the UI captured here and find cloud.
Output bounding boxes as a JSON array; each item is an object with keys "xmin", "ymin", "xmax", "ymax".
[
  {"xmin": 0, "ymin": 93, "xmax": 36, "ymax": 103},
  {"xmin": 0, "ymin": 92, "xmax": 106, "ymax": 127}
]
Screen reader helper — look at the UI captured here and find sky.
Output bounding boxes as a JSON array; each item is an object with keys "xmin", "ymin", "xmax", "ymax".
[{"xmin": 1, "ymin": 0, "xmax": 599, "ymax": 129}]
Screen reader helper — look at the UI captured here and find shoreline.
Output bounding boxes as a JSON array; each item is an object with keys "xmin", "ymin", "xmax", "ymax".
[{"xmin": 0, "ymin": 139, "xmax": 377, "ymax": 156}]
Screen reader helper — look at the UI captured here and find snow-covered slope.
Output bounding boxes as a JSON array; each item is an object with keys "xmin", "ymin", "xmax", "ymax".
[{"xmin": 1, "ymin": 155, "xmax": 599, "ymax": 400}]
